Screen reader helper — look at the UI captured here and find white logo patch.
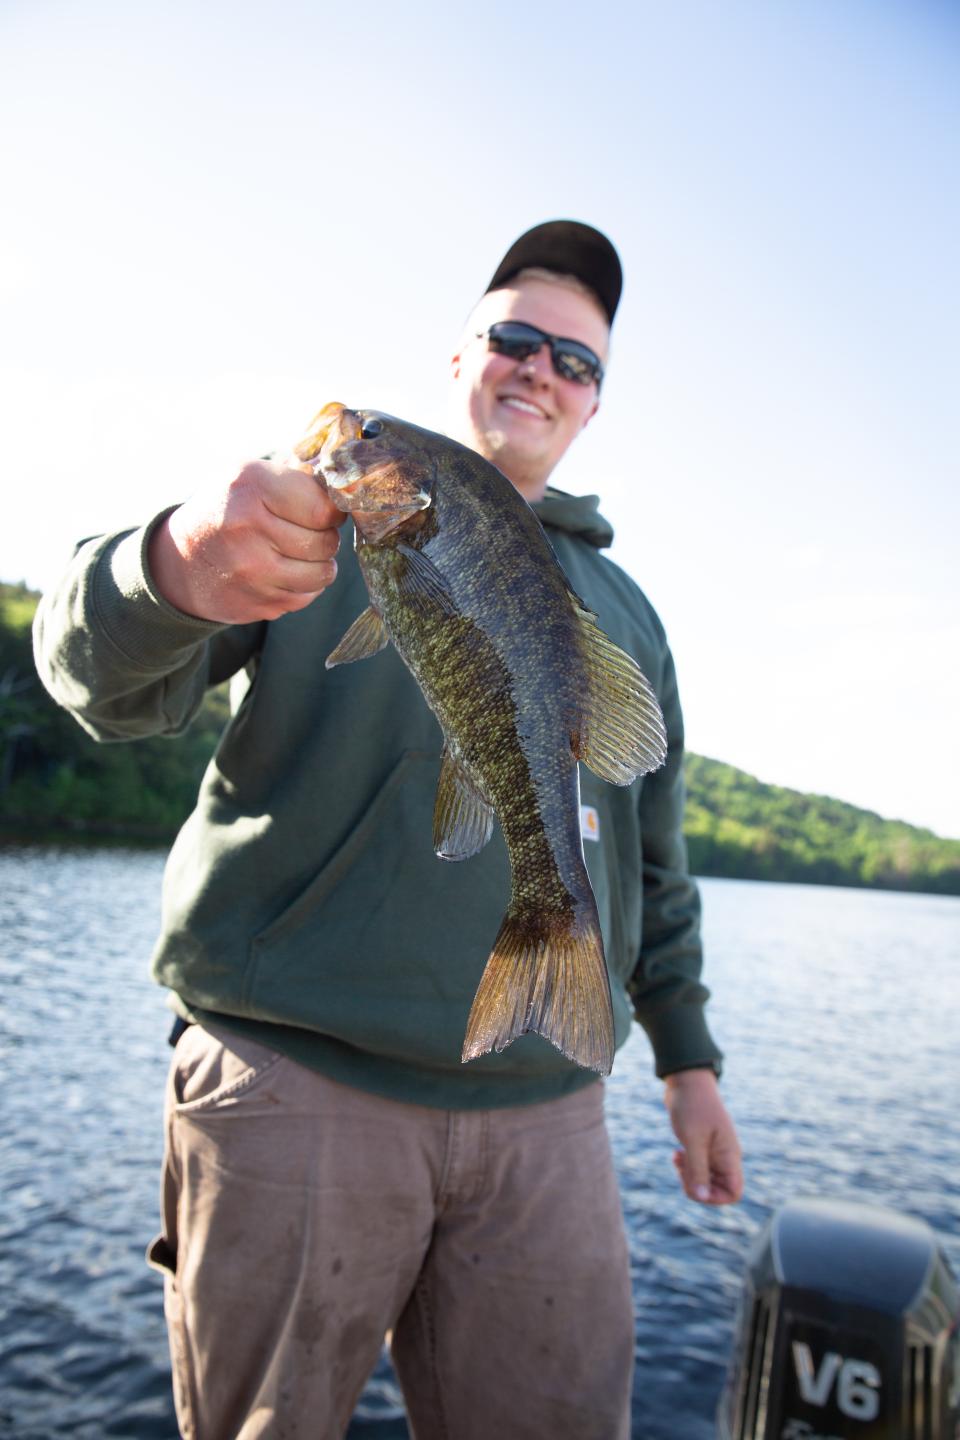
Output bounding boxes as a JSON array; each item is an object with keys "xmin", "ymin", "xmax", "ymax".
[{"xmin": 580, "ymin": 805, "xmax": 600, "ymax": 842}]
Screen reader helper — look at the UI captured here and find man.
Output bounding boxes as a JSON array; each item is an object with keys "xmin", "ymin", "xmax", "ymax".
[{"xmin": 35, "ymin": 221, "xmax": 743, "ymax": 1440}]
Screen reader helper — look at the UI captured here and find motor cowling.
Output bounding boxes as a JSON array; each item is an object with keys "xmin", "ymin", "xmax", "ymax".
[{"xmin": 717, "ymin": 1198, "xmax": 959, "ymax": 1439}]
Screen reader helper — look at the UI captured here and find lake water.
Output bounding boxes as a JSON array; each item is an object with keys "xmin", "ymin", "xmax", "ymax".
[{"xmin": 1, "ymin": 847, "xmax": 957, "ymax": 1439}]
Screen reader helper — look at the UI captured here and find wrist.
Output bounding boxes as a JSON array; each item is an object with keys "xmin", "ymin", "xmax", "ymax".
[
  {"xmin": 663, "ymin": 1062, "xmax": 721, "ymax": 1090},
  {"xmin": 148, "ymin": 509, "xmax": 204, "ymax": 619}
]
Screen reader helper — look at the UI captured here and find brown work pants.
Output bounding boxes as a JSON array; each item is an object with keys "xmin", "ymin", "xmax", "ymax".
[{"xmin": 148, "ymin": 1023, "xmax": 634, "ymax": 1440}]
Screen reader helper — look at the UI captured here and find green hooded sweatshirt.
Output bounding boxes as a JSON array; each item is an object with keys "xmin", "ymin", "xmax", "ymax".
[{"xmin": 34, "ymin": 488, "xmax": 723, "ymax": 1108}]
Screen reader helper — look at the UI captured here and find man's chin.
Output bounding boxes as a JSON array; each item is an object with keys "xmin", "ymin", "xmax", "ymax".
[{"xmin": 477, "ymin": 427, "xmax": 508, "ymax": 456}]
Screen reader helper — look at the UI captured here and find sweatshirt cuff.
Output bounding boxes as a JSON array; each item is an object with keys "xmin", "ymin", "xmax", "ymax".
[
  {"xmin": 634, "ymin": 1002, "xmax": 724, "ymax": 1079},
  {"xmin": 92, "ymin": 510, "xmax": 227, "ymax": 669}
]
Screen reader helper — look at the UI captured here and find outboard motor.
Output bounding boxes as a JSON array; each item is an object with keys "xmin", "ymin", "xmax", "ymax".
[{"xmin": 718, "ymin": 1198, "xmax": 959, "ymax": 1439}]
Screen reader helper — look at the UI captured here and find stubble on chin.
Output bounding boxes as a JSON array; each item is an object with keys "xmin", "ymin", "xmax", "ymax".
[
  {"xmin": 460, "ymin": 415, "xmax": 545, "ymax": 496},
  {"xmin": 474, "ymin": 426, "xmax": 507, "ymax": 459}
]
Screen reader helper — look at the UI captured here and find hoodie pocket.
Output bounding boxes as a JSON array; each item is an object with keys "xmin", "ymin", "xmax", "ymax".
[{"xmin": 240, "ymin": 749, "xmax": 497, "ymax": 1059}]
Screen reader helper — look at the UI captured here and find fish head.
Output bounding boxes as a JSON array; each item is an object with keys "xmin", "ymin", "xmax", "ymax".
[{"xmin": 293, "ymin": 403, "xmax": 434, "ymax": 543}]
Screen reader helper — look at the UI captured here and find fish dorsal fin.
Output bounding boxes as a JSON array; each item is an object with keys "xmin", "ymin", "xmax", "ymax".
[
  {"xmin": 397, "ymin": 544, "xmax": 459, "ymax": 617},
  {"xmin": 433, "ymin": 747, "xmax": 495, "ymax": 861},
  {"xmin": 572, "ymin": 601, "xmax": 668, "ymax": 784},
  {"xmin": 325, "ymin": 606, "xmax": 389, "ymax": 669}
]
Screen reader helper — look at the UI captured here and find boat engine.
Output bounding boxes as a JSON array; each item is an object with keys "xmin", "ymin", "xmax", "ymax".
[{"xmin": 717, "ymin": 1197, "xmax": 959, "ymax": 1439}]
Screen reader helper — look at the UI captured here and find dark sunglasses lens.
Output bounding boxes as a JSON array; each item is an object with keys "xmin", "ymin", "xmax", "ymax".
[
  {"xmin": 487, "ymin": 322, "xmax": 602, "ymax": 385},
  {"xmin": 487, "ymin": 322, "xmax": 544, "ymax": 360},
  {"xmin": 554, "ymin": 346, "xmax": 601, "ymax": 385}
]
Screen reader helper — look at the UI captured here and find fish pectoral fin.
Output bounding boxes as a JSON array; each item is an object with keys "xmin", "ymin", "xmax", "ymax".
[
  {"xmin": 324, "ymin": 607, "xmax": 389, "ymax": 668},
  {"xmin": 433, "ymin": 748, "xmax": 495, "ymax": 860},
  {"xmin": 461, "ymin": 907, "xmax": 615, "ymax": 1076},
  {"xmin": 396, "ymin": 544, "xmax": 459, "ymax": 617},
  {"xmin": 573, "ymin": 603, "xmax": 668, "ymax": 784}
]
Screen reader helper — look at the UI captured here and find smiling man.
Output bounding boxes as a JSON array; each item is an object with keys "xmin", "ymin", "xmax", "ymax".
[
  {"xmin": 450, "ymin": 269, "xmax": 608, "ymax": 498},
  {"xmin": 35, "ymin": 219, "xmax": 742, "ymax": 1440}
]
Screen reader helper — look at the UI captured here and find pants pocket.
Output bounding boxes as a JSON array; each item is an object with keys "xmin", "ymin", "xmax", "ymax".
[
  {"xmin": 171, "ymin": 1021, "xmax": 284, "ymax": 1113},
  {"xmin": 145, "ymin": 1232, "xmax": 176, "ymax": 1275}
]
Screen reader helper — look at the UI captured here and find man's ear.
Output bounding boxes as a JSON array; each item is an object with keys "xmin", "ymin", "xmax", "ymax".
[{"xmin": 581, "ymin": 397, "xmax": 600, "ymax": 432}]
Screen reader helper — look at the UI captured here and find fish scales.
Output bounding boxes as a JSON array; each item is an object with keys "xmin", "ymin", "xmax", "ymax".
[
  {"xmin": 368, "ymin": 500, "xmax": 588, "ymax": 877},
  {"xmin": 293, "ymin": 403, "xmax": 668, "ymax": 1074}
]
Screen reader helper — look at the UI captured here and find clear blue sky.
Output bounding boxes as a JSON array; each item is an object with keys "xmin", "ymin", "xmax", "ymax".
[{"xmin": 2, "ymin": 0, "xmax": 958, "ymax": 837}]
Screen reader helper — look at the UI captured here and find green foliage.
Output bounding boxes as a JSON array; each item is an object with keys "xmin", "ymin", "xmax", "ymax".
[
  {"xmin": 3, "ymin": 582, "xmax": 959, "ymax": 894},
  {"xmin": 683, "ymin": 753, "xmax": 960, "ymax": 896},
  {"xmin": 0, "ymin": 581, "xmax": 229, "ymax": 840}
]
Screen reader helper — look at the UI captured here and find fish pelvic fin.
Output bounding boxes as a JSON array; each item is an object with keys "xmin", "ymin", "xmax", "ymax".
[
  {"xmin": 573, "ymin": 601, "xmax": 668, "ymax": 784},
  {"xmin": 433, "ymin": 748, "xmax": 495, "ymax": 860},
  {"xmin": 461, "ymin": 908, "xmax": 615, "ymax": 1076},
  {"xmin": 325, "ymin": 606, "xmax": 389, "ymax": 668}
]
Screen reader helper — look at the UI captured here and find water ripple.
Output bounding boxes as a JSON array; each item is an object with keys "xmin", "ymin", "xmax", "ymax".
[{"xmin": 1, "ymin": 854, "xmax": 957, "ymax": 1439}]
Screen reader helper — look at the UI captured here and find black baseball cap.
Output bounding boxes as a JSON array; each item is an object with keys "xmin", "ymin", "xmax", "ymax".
[{"xmin": 484, "ymin": 220, "xmax": 622, "ymax": 326}]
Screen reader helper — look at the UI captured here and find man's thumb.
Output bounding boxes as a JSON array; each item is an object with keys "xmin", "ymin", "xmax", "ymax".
[{"xmin": 676, "ymin": 1145, "xmax": 711, "ymax": 1203}]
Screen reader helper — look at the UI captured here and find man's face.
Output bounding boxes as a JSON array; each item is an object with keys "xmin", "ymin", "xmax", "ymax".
[{"xmin": 449, "ymin": 276, "xmax": 609, "ymax": 502}]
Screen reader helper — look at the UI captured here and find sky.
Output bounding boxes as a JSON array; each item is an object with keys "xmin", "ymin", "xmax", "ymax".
[{"xmin": 2, "ymin": 0, "xmax": 958, "ymax": 838}]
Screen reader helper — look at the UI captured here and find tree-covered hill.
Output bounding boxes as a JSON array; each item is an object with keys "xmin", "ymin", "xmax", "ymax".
[
  {"xmin": 1, "ymin": 581, "xmax": 228, "ymax": 840},
  {"xmin": 684, "ymin": 754, "xmax": 960, "ymax": 895},
  {"xmin": 3, "ymin": 581, "xmax": 959, "ymax": 894}
]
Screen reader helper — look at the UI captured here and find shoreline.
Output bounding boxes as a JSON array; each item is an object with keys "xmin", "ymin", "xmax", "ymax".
[{"xmin": 4, "ymin": 823, "xmax": 957, "ymax": 898}]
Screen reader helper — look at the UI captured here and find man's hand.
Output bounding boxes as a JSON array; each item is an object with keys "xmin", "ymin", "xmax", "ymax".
[
  {"xmin": 148, "ymin": 460, "xmax": 347, "ymax": 624},
  {"xmin": 663, "ymin": 1068, "xmax": 743, "ymax": 1206}
]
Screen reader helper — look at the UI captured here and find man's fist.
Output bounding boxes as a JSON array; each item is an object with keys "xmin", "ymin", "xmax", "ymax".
[{"xmin": 148, "ymin": 460, "xmax": 347, "ymax": 624}]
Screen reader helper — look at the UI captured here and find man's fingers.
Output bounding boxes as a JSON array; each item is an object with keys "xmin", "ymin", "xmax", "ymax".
[
  {"xmin": 709, "ymin": 1136, "xmax": 745, "ymax": 1204},
  {"xmin": 273, "ymin": 556, "xmax": 339, "ymax": 596},
  {"xmin": 673, "ymin": 1146, "xmax": 712, "ymax": 1204},
  {"xmin": 673, "ymin": 1140, "xmax": 745, "ymax": 1206},
  {"xmin": 150, "ymin": 460, "xmax": 349, "ymax": 624},
  {"xmin": 663, "ymin": 1070, "xmax": 744, "ymax": 1208},
  {"xmin": 673, "ymin": 1148, "xmax": 715, "ymax": 1204},
  {"xmin": 262, "ymin": 509, "xmax": 342, "ymax": 566},
  {"xmin": 257, "ymin": 462, "xmax": 346, "ymax": 533}
]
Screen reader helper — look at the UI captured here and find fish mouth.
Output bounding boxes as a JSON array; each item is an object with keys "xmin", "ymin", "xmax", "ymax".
[
  {"xmin": 292, "ymin": 401, "xmax": 357, "ymax": 473},
  {"xmin": 329, "ymin": 463, "xmax": 418, "ymax": 511},
  {"xmin": 291, "ymin": 402, "xmax": 432, "ymax": 538},
  {"xmin": 292, "ymin": 402, "xmax": 385, "ymax": 505}
]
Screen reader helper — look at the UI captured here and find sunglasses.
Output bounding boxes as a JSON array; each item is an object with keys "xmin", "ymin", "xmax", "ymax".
[{"xmin": 478, "ymin": 321, "xmax": 605, "ymax": 387}]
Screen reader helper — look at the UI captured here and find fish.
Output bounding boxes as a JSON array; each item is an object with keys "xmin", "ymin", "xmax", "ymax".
[{"xmin": 293, "ymin": 403, "xmax": 667, "ymax": 1075}]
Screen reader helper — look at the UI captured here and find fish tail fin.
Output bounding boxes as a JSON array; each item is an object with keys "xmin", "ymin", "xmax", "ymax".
[{"xmin": 461, "ymin": 907, "xmax": 615, "ymax": 1076}]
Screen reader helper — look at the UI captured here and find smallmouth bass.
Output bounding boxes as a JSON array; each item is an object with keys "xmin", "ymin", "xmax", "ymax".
[{"xmin": 294, "ymin": 404, "xmax": 667, "ymax": 1075}]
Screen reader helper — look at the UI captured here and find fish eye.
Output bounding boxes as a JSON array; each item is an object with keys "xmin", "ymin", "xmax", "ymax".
[{"xmin": 360, "ymin": 417, "xmax": 383, "ymax": 439}]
